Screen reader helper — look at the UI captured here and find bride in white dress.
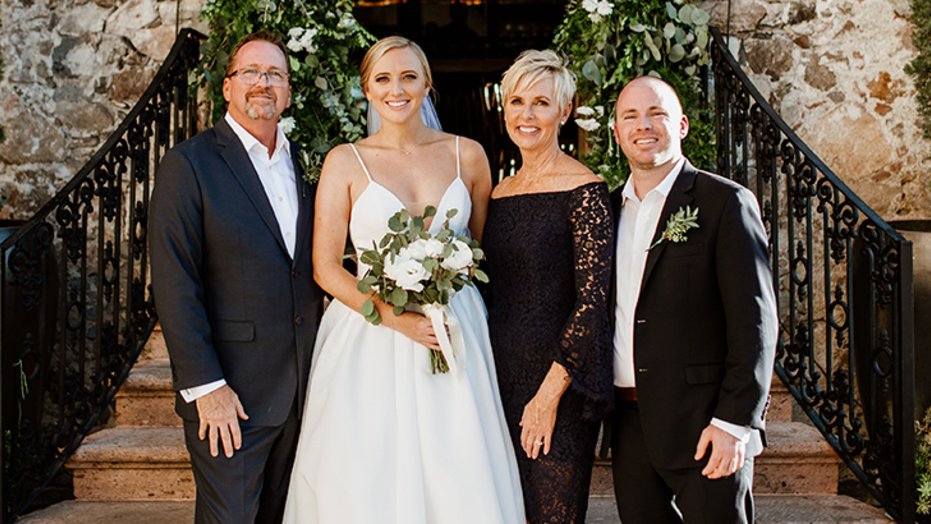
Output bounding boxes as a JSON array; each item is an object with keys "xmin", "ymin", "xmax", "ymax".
[{"xmin": 282, "ymin": 36, "xmax": 525, "ymax": 523}]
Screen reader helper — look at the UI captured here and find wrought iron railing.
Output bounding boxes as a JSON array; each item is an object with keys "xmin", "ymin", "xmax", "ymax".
[
  {"xmin": 710, "ymin": 27, "xmax": 916, "ymax": 522},
  {"xmin": 0, "ymin": 28, "xmax": 204, "ymax": 521}
]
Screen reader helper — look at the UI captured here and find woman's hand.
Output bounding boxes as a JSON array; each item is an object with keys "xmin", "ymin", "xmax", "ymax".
[
  {"xmin": 519, "ymin": 362, "xmax": 571, "ymax": 459},
  {"xmin": 386, "ymin": 309, "xmax": 440, "ymax": 350}
]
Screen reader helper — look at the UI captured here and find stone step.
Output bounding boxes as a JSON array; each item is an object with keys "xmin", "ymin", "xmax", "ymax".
[
  {"xmin": 587, "ymin": 494, "xmax": 892, "ymax": 523},
  {"xmin": 116, "ymin": 359, "xmax": 179, "ymax": 428},
  {"xmin": 589, "ymin": 421, "xmax": 839, "ymax": 496},
  {"xmin": 17, "ymin": 495, "xmax": 892, "ymax": 523},
  {"xmin": 768, "ymin": 375, "xmax": 793, "ymax": 423},
  {"xmin": 67, "ymin": 427, "xmax": 194, "ymax": 501},
  {"xmin": 140, "ymin": 324, "xmax": 168, "ymax": 362}
]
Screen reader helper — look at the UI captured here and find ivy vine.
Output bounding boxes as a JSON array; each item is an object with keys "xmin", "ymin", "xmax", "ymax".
[
  {"xmin": 906, "ymin": 0, "xmax": 931, "ymax": 142},
  {"xmin": 200, "ymin": 0, "xmax": 373, "ymax": 182},
  {"xmin": 553, "ymin": 0, "xmax": 716, "ymax": 187}
]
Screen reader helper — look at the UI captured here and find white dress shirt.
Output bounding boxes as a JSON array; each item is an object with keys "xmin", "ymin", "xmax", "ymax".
[
  {"xmin": 612, "ymin": 158, "xmax": 760, "ymax": 454},
  {"xmin": 179, "ymin": 113, "xmax": 299, "ymax": 403}
]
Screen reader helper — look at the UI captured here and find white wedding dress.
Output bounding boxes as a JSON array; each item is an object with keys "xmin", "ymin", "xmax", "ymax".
[{"xmin": 282, "ymin": 138, "xmax": 525, "ymax": 524}]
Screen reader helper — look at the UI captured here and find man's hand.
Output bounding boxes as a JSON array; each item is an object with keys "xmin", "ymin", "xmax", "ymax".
[
  {"xmin": 694, "ymin": 424, "xmax": 746, "ymax": 479},
  {"xmin": 195, "ymin": 385, "xmax": 249, "ymax": 458}
]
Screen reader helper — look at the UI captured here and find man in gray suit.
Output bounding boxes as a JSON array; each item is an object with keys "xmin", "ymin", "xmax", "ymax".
[{"xmin": 149, "ymin": 31, "xmax": 323, "ymax": 523}]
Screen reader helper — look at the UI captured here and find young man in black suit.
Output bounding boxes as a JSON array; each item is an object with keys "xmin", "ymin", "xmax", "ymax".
[
  {"xmin": 149, "ymin": 31, "xmax": 322, "ymax": 523},
  {"xmin": 609, "ymin": 76, "xmax": 778, "ymax": 523}
]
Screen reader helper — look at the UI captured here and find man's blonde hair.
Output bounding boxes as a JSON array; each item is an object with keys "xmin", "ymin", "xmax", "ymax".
[
  {"xmin": 359, "ymin": 36, "xmax": 433, "ymax": 93},
  {"xmin": 500, "ymin": 49, "xmax": 576, "ymax": 112}
]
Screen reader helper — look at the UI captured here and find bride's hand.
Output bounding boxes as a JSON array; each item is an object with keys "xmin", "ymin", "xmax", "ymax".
[{"xmin": 389, "ymin": 311, "xmax": 440, "ymax": 350}]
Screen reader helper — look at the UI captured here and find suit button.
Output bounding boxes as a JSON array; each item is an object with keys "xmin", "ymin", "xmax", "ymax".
[
  {"xmin": 292, "ymin": 269, "xmax": 299, "ymax": 278},
  {"xmin": 294, "ymin": 315, "xmax": 304, "ymax": 325}
]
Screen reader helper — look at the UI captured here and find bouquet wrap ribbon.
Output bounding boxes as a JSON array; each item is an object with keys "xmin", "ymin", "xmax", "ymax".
[{"xmin": 423, "ymin": 304, "xmax": 465, "ymax": 374}]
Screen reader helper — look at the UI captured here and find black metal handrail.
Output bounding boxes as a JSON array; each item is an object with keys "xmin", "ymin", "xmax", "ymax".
[
  {"xmin": 710, "ymin": 27, "xmax": 916, "ymax": 521},
  {"xmin": 0, "ymin": 28, "xmax": 204, "ymax": 520}
]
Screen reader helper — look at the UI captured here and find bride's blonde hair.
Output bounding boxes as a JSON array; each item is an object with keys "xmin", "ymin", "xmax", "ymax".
[{"xmin": 359, "ymin": 36, "xmax": 434, "ymax": 94}]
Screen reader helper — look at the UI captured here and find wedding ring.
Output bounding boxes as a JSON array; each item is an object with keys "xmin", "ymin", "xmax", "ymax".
[{"xmin": 534, "ymin": 440, "xmax": 543, "ymax": 446}]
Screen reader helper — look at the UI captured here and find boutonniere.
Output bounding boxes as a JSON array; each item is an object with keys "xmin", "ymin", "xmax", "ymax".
[
  {"xmin": 650, "ymin": 205, "xmax": 699, "ymax": 250},
  {"xmin": 298, "ymin": 149, "xmax": 322, "ymax": 189}
]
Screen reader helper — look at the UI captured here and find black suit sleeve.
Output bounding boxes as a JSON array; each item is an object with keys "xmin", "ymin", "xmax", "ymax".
[
  {"xmin": 149, "ymin": 148, "xmax": 225, "ymax": 391},
  {"xmin": 712, "ymin": 186, "xmax": 778, "ymax": 429}
]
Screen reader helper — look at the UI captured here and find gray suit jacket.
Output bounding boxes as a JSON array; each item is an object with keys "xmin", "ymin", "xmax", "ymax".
[{"xmin": 149, "ymin": 118, "xmax": 323, "ymax": 426}]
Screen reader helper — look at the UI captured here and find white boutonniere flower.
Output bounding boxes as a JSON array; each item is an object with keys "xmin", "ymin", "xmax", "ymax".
[{"xmin": 650, "ymin": 205, "xmax": 699, "ymax": 250}]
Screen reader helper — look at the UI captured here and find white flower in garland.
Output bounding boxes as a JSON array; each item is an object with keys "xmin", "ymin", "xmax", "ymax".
[
  {"xmin": 278, "ymin": 116, "xmax": 296, "ymax": 135},
  {"xmin": 575, "ymin": 117, "xmax": 601, "ymax": 132},
  {"xmin": 286, "ymin": 27, "xmax": 318, "ymax": 54},
  {"xmin": 576, "ymin": 105, "xmax": 596, "ymax": 117},
  {"xmin": 582, "ymin": 0, "xmax": 614, "ymax": 23}
]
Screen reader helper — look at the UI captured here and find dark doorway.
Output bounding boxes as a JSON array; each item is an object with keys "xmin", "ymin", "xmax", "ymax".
[{"xmin": 353, "ymin": 0, "xmax": 572, "ymax": 179}]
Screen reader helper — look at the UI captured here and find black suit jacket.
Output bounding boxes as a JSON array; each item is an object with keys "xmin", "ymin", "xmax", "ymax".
[
  {"xmin": 149, "ymin": 118, "xmax": 323, "ymax": 427},
  {"xmin": 610, "ymin": 160, "xmax": 778, "ymax": 469}
]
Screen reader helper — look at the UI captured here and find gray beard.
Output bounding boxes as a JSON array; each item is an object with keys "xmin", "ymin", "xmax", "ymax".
[{"xmin": 245, "ymin": 103, "xmax": 277, "ymax": 120}]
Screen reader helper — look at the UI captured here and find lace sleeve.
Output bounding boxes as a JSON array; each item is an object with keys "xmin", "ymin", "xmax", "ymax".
[{"xmin": 555, "ymin": 181, "xmax": 615, "ymax": 419}]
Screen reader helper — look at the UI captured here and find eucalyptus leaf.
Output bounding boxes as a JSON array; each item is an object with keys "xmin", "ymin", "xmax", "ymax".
[
  {"xmin": 390, "ymin": 287, "xmax": 408, "ymax": 307},
  {"xmin": 357, "ymin": 280, "xmax": 371, "ymax": 293},
  {"xmin": 663, "ymin": 22, "xmax": 676, "ymax": 40},
  {"xmin": 696, "ymin": 29, "xmax": 709, "ymax": 49},
  {"xmin": 644, "ymin": 34, "xmax": 662, "ymax": 62},
  {"xmin": 691, "ymin": 8, "xmax": 710, "ymax": 26},
  {"xmin": 474, "ymin": 269, "xmax": 489, "ymax": 284},
  {"xmin": 669, "ymin": 44, "xmax": 686, "ymax": 63},
  {"xmin": 424, "ymin": 205, "xmax": 437, "ymax": 218},
  {"xmin": 314, "ymin": 76, "xmax": 328, "ymax": 91},
  {"xmin": 630, "ymin": 23, "xmax": 646, "ymax": 33},
  {"xmin": 678, "ymin": 5, "xmax": 693, "ymax": 25},
  {"xmin": 361, "ymin": 299, "xmax": 375, "ymax": 317},
  {"xmin": 665, "ymin": 2, "xmax": 677, "ymax": 20}
]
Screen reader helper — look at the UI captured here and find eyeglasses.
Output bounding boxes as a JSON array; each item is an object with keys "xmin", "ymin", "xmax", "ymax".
[{"xmin": 227, "ymin": 68, "xmax": 290, "ymax": 87}]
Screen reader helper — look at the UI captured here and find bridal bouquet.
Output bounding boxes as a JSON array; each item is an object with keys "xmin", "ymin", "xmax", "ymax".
[{"xmin": 357, "ymin": 206, "xmax": 488, "ymax": 373}]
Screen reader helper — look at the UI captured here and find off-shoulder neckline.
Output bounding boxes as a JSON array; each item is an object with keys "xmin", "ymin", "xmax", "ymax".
[{"xmin": 489, "ymin": 180, "xmax": 605, "ymax": 202}]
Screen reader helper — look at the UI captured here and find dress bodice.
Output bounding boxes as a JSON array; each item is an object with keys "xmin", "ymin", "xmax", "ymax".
[{"xmin": 347, "ymin": 137, "xmax": 471, "ymax": 273}]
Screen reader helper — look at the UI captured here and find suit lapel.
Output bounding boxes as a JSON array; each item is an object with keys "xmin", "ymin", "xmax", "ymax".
[
  {"xmin": 215, "ymin": 119, "xmax": 290, "ymax": 258},
  {"xmin": 291, "ymin": 142, "xmax": 312, "ymax": 263},
  {"xmin": 639, "ymin": 162, "xmax": 698, "ymax": 293}
]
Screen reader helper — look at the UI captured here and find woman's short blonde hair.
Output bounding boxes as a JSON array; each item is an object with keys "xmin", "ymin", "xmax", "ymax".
[
  {"xmin": 500, "ymin": 49, "xmax": 576, "ymax": 112},
  {"xmin": 359, "ymin": 36, "xmax": 433, "ymax": 93}
]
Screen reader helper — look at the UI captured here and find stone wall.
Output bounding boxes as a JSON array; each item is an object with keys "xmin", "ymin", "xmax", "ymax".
[
  {"xmin": 0, "ymin": 0, "xmax": 206, "ymax": 218},
  {"xmin": 702, "ymin": 0, "xmax": 931, "ymax": 219},
  {"xmin": 0, "ymin": 0, "xmax": 927, "ymax": 221}
]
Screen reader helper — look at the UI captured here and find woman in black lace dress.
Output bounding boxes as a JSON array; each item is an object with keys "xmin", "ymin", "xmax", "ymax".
[{"xmin": 483, "ymin": 50, "xmax": 614, "ymax": 523}]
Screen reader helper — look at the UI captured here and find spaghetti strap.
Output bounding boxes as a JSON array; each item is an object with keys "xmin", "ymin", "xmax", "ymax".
[
  {"xmin": 455, "ymin": 136, "xmax": 461, "ymax": 180},
  {"xmin": 348, "ymin": 143, "xmax": 373, "ymax": 182}
]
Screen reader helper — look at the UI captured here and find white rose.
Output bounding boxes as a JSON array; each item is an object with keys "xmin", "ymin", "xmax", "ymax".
[
  {"xmin": 441, "ymin": 240, "xmax": 474, "ymax": 272},
  {"xmin": 384, "ymin": 253, "xmax": 428, "ymax": 292},
  {"xmin": 405, "ymin": 239, "xmax": 428, "ymax": 260},
  {"xmin": 278, "ymin": 116, "xmax": 296, "ymax": 135},
  {"xmin": 582, "ymin": 0, "xmax": 599, "ymax": 13},
  {"xmin": 575, "ymin": 117, "xmax": 601, "ymax": 132},
  {"xmin": 588, "ymin": 12, "xmax": 603, "ymax": 23},
  {"xmin": 423, "ymin": 239, "xmax": 445, "ymax": 258},
  {"xmin": 575, "ymin": 105, "xmax": 595, "ymax": 117}
]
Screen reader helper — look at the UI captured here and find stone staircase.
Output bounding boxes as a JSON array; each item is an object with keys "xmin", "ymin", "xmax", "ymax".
[{"xmin": 18, "ymin": 328, "xmax": 891, "ymax": 523}]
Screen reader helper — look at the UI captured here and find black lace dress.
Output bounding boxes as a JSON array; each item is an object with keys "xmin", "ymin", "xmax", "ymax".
[{"xmin": 483, "ymin": 181, "xmax": 615, "ymax": 524}]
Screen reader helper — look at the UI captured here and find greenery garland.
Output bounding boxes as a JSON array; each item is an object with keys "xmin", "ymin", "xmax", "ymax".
[
  {"xmin": 906, "ymin": 0, "xmax": 931, "ymax": 143},
  {"xmin": 553, "ymin": 0, "xmax": 715, "ymax": 187},
  {"xmin": 200, "ymin": 0, "xmax": 373, "ymax": 183}
]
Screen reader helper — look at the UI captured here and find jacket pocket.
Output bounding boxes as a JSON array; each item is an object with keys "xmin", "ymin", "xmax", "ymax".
[
  {"xmin": 663, "ymin": 241, "xmax": 704, "ymax": 258},
  {"xmin": 685, "ymin": 363, "xmax": 724, "ymax": 384},
  {"xmin": 212, "ymin": 320, "xmax": 255, "ymax": 342}
]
